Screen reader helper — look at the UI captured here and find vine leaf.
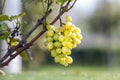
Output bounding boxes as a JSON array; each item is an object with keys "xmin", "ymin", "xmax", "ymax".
[
  {"xmin": 0, "ymin": 23, "xmax": 10, "ymax": 40},
  {"xmin": 0, "ymin": 15, "xmax": 9, "ymax": 21}
]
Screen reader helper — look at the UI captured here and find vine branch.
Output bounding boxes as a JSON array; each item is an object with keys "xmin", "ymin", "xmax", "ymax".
[{"xmin": 0, "ymin": 0, "xmax": 77, "ymax": 67}]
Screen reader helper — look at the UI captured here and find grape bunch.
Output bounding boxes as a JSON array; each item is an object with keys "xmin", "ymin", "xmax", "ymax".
[{"xmin": 44, "ymin": 15, "xmax": 82, "ymax": 66}]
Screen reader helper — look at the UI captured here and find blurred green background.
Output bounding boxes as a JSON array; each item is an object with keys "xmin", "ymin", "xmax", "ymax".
[{"xmin": 21, "ymin": 0, "xmax": 120, "ymax": 69}]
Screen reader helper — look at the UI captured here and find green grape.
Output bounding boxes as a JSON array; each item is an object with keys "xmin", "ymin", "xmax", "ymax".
[
  {"xmin": 62, "ymin": 47, "xmax": 69, "ymax": 54},
  {"xmin": 59, "ymin": 57, "xmax": 66, "ymax": 65},
  {"xmin": 53, "ymin": 34, "xmax": 59, "ymax": 41},
  {"xmin": 54, "ymin": 56, "xmax": 60, "ymax": 63},
  {"xmin": 65, "ymin": 15, "xmax": 72, "ymax": 22},
  {"xmin": 54, "ymin": 42, "xmax": 62, "ymax": 48},
  {"xmin": 46, "ymin": 36, "xmax": 53, "ymax": 42},
  {"xmin": 56, "ymin": 48, "xmax": 62, "ymax": 54},
  {"xmin": 58, "ymin": 35, "xmax": 64, "ymax": 42},
  {"xmin": 47, "ymin": 42, "xmax": 54, "ymax": 50},
  {"xmin": 47, "ymin": 30, "xmax": 54, "ymax": 37},
  {"xmin": 51, "ymin": 50, "xmax": 57, "ymax": 57}
]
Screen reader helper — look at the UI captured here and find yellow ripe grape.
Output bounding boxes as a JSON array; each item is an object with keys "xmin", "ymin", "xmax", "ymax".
[
  {"xmin": 66, "ymin": 42, "xmax": 73, "ymax": 49},
  {"xmin": 46, "ymin": 30, "xmax": 54, "ymax": 37},
  {"xmin": 62, "ymin": 41, "xmax": 68, "ymax": 47},
  {"xmin": 74, "ymin": 27, "xmax": 81, "ymax": 33},
  {"xmin": 59, "ymin": 57, "xmax": 66, "ymax": 65},
  {"xmin": 62, "ymin": 47, "xmax": 69, "ymax": 54},
  {"xmin": 70, "ymin": 33, "xmax": 76, "ymax": 39},
  {"xmin": 66, "ymin": 49, "xmax": 71, "ymax": 55},
  {"xmin": 54, "ymin": 56, "xmax": 60, "ymax": 63},
  {"xmin": 64, "ymin": 22, "xmax": 72, "ymax": 30},
  {"xmin": 69, "ymin": 25, "xmax": 74, "ymax": 32},
  {"xmin": 56, "ymin": 48, "xmax": 62, "ymax": 54},
  {"xmin": 76, "ymin": 33, "xmax": 83, "ymax": 40},
  {"xmin": 47, "ymin": 42, "xmax": 54, "ymax": 50},
  {"xmin": 73, "ymin": 38, "xmax": 81, "ymax": 44},
  {"xmin": 62, "ymin": 41, "xmax": 73, "ymax": 49},
  {"xmin": 66, "ymin": 56, "xmax": 73, "ymax": 64},
  {"xmin": 65, "ymin": 15, "xmax": 72, "ymax": 22},
  {"xmin": 51, "ymin": 50, "xmax": 57, "ymax": 57}
]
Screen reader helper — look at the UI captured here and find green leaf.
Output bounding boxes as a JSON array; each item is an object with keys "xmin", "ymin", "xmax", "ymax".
[
  {"xmin": 0, "ymin": 32, "xmax": 10, "ymax": 40},
  {"xmin": 18, "ymin": 12, "xmax": 26, "ymax": 17},
  {"xmin": 0, "ymin": 15, "xmax": 9, "ymax": 21},
  {"xmin": 1, "ymin": 23, "xmax": 8, "ymax": 30},
  {"xmin": 56, "ymin": 0, "xmax": 67, "ymax": 5},
  {"xmin": 10, "ymin": 12, "xmax": 26, "ymax": 21}
]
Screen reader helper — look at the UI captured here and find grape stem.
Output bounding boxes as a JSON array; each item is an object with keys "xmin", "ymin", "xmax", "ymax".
[{"xmin": 0, "ymin": 0, "xmax": 77, "ymax": 67}]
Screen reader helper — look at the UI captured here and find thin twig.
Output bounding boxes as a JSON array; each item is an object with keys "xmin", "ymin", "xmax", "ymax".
[{"xmin": 1, "ymin": 0, "xmax": 6, "ymax": 14}]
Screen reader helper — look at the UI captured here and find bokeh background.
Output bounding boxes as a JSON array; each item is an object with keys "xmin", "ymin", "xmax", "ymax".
[{"xmin": 21, "ymin": 0, "xmax": 120, "ymax": 69}]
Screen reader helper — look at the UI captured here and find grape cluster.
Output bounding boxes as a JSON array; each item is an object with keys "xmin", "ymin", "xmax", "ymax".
[{"xmin": 44, "ymin": 15, "xmax": 82, "ymax": 66}]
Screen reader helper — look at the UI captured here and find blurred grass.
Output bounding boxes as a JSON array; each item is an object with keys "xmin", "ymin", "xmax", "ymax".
[{"xmin": 0, "ymin": 65, "xmax": 120, "ymax": 80}]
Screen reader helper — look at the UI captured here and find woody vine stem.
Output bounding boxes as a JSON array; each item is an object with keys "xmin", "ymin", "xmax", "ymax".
[{"xmin": 0, "ymin": 0, "xmax": 77, "ymax": 67}]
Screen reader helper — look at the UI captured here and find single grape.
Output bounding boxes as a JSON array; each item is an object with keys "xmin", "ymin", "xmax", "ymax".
[
  {"xmin": 47, "ymin": 42, "xmax": 54, "ymax": 50},
  {"xmin": 59, "ymin": 57, "xmax": 66, "ymax": 65},
  {"xmin": 62, "ymin": 47, "xmax": 69, "ymax": 54},
  {"xmin": 54, "ymin": 42, "xmax": 62, "ymax": 48},
  {"xmin": 47, "ymin": 30, "xmax": 54, "ymax": 37},
  {"xmin": 65, "ymin": 15, "xmax": 72, "ymax": 22},
  {"xmin": 53, "ymin": 34, "xmax": 59, "ymax": 41},
  {"xmin": 70, "ymin": 33, "xmax": 76, "ymax": 39},
  {"xmin": 58, "ymin": 35, "xmax": 64, "ymax": 42},
  {"xmin": 56, "ymin": 48, "xmax": 62, "ymax": 54},
  {"xmin": 46, "ymin": 36, "xmax": 53, "ymax": 42},
  {"xmin": 66, "ymin": 56, "xmax": 73, "ymax": 64},
  {"xmin": 54, "ymin": 56, "xmax": 60, "ymax": 63},
  {"xmin": 51, "ymin": 50, "xmax": 57, "ymax": 57}
]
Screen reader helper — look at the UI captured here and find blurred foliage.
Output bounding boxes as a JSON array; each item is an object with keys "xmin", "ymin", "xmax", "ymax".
[
  {"xmin": 88, "ymin": 1, "xmax": 120, "ymax": 34},
  {"xmin": 21, "ymin": 1, "xmax": 59, "ymax": 68}
]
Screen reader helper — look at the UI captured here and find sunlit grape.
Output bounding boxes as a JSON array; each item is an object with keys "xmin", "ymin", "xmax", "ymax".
[
  {"xmin": 65, "ymin": 15, "xmax": 72, "ymax": 22},
  {"xmin": 66, "ymin": 56, "xmax": 73, "ymax": 64}
]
